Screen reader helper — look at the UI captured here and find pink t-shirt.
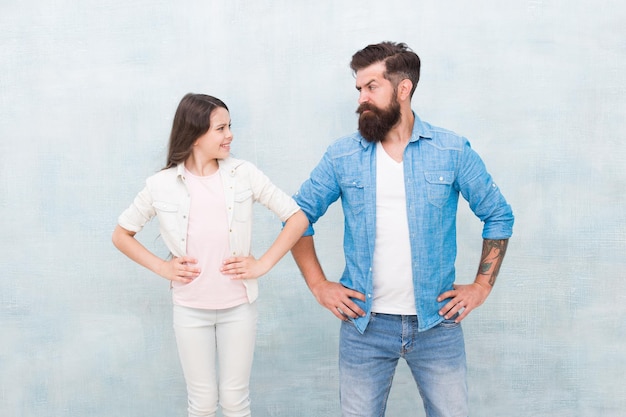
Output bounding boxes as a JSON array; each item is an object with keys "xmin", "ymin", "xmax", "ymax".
[{"xmin": 171, "ymin": 168, "xmax": 248, "ymax": 309}]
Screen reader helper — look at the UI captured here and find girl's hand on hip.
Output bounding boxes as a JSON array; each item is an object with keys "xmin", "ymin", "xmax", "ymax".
[
  {"xmin": 158, "ymin": 256, "xmax": 200, "ymax": 283},
  {"xmin": 221, "ymin": 256, "xmax": 269, "ymax": 280}
]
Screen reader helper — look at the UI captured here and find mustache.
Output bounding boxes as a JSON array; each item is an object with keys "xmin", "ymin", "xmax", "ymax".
[{"xmin": 356, "ymin": 103, "xmax": 377, "ymax": 115}]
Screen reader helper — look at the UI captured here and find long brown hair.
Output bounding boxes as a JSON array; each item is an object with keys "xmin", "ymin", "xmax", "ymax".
[{"xmin": 163, "ymin": 93, "xmax": 229, "ymax": 169}]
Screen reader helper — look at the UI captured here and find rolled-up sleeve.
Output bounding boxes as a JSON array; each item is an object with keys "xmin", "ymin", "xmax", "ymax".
[
  {"xmin": 293, "ymin": 151, "xmax": 342, "ymax": 233},
  {"xmin": 457, "ymin": 142, "xmax": 514, "ymax": 240},
  {"xmin": 117, "ymin": 185, "xmax": 156, "ymax": 233}
]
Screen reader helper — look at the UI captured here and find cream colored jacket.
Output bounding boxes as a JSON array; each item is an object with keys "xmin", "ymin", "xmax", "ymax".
[{"xmin": 118, "ymin": 157, "xmax": 300, "ymax": 303}]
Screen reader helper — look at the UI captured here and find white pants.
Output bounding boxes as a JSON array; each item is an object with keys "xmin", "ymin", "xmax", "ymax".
[{"xmin": 173, "ymin": 302, "xmax": 258, "ymax": 417}]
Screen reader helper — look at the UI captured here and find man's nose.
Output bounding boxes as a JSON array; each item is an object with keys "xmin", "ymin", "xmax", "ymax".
[{"xmin": 358, "ymin": 91, "xmax": 369, "ymax": 105}]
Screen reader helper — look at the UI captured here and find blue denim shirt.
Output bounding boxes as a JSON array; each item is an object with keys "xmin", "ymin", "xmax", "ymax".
[{"xmin": 294, "ymin": 113, "xmax": 514, "ymax": 333}]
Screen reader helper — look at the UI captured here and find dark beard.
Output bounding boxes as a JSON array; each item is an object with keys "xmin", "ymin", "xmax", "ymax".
[{"xmin": 356, "ymin": 99, "xmax": 401, "ymax": 143}]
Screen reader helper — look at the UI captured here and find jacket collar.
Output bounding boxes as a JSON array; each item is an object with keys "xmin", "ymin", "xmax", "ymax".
[
  {"xmin": 175, "ymin": 157, "xmax": 245, "ymax": 179},
  {"xmin": 217, "ymin": 156, "xmax": 246, "ymax": 175}
]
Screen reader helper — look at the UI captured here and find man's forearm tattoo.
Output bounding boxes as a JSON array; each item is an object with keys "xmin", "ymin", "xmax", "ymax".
[{"xmin": 478, "ymin": 239, "xmax": 509, "ymax": 286}]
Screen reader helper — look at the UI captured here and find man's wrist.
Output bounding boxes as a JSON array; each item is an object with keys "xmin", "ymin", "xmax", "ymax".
[{"xmin": 473, "ymin": 280, "xmax": 492, "ymax": 292}]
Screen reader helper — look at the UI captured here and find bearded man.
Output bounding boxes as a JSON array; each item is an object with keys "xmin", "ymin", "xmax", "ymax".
[{"xmin": 291, "ymin": 41, "xmax": 514, "ymax": 417}]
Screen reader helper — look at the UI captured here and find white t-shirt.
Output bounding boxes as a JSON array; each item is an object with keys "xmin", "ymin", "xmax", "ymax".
[{"xmin": 371, "ymin": 142, "xmax": 417, "ymax": 315}]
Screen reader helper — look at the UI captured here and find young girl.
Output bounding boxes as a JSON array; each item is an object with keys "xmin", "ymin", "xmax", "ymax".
[{"xmin": 112, "ymin": 93, "xmax": 308, "ymax": 417}]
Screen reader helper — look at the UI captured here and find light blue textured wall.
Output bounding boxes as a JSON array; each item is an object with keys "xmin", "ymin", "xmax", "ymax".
[{"xmin": 2, "ymin": 1, "xmax": 625, "ymax": 416}]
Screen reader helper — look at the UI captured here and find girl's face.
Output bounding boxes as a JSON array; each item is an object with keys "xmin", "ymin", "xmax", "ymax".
[{"xmin": 193, "ymin": 107, "xmax": 232, "ymax": 161}]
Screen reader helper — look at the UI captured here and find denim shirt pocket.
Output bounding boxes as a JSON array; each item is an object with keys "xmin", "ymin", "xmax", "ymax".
[
  {"xmin": 339, "ymin": 179, "xmax": 365, "ymax": 215},
  {"xmin": 233, "ymin": 189, "xmax": 253, "ymax": 222},
  {"xmin": 424, "ymin": 171, "xmax": 455, "ymax": 208}
]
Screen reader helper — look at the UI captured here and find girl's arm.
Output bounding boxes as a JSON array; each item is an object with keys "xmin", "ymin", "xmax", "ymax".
[
  {"xmin": 221, "ymin": 210, "xmax": 309, "ymax": 279},
  {"xmin": 112, "ymin": 224, "xmax": 200, "ymax": 283}
]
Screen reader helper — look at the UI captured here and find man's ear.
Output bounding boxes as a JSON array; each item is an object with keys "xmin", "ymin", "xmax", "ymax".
[{"xmin": 397, "ymin": 79, "xmax": 413, "ymax": 102}]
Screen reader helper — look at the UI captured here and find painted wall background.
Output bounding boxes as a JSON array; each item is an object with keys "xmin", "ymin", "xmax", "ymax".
[{"xmin": 1, "ymin": 1, "xmax": 625, "ymax": 416}]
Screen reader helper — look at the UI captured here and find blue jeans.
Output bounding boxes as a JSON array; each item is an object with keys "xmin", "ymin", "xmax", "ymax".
[{"xmin": 339, "ymin": 313, "xmax": 468, "ymax": 417}]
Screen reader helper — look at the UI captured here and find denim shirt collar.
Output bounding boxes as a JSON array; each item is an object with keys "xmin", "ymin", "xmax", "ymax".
[{"xmin": 411, "ymin": 112, "xmax": 433, "ymax": 141}]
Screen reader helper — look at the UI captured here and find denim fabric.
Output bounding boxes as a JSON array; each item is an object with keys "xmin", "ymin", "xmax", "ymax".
[
  {"xmin": 294, "ymin": 113, "xmax": 514, "ymax": 332},
  {"xmin": 339, "ymin": 313, "xmax": 468, "ymax": 417}
]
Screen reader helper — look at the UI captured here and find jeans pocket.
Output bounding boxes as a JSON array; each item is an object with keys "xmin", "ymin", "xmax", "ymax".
[{"xmin": 437, "ymin": 316, "xmax": 461, "ymax": 329}]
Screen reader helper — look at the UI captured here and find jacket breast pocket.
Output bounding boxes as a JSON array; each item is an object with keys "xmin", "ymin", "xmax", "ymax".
[
  {"xmin": 234, "ymin": 189, "xmax": 253, "ymax": 222},
  {"xmin": 153, "ymin": 201, "xmax": 180, "ymax": 231},
  {"xmin": 424, "ymin": 171, "xmax": 454, "ymax": 208}
]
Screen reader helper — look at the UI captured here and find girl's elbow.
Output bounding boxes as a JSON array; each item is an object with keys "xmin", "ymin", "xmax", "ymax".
[
  {"xmin": 290, "ymin": 210, "xmax": 310, "ymax": 232},
  {"xmin": 112, "ymin": 225, "xmax": 135, "ymax": 248}
]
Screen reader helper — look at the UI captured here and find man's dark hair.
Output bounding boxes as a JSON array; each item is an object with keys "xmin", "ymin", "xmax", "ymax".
[{"xmin": 350, "ymin": 41, "xmax": 421, "ymax": 97}]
